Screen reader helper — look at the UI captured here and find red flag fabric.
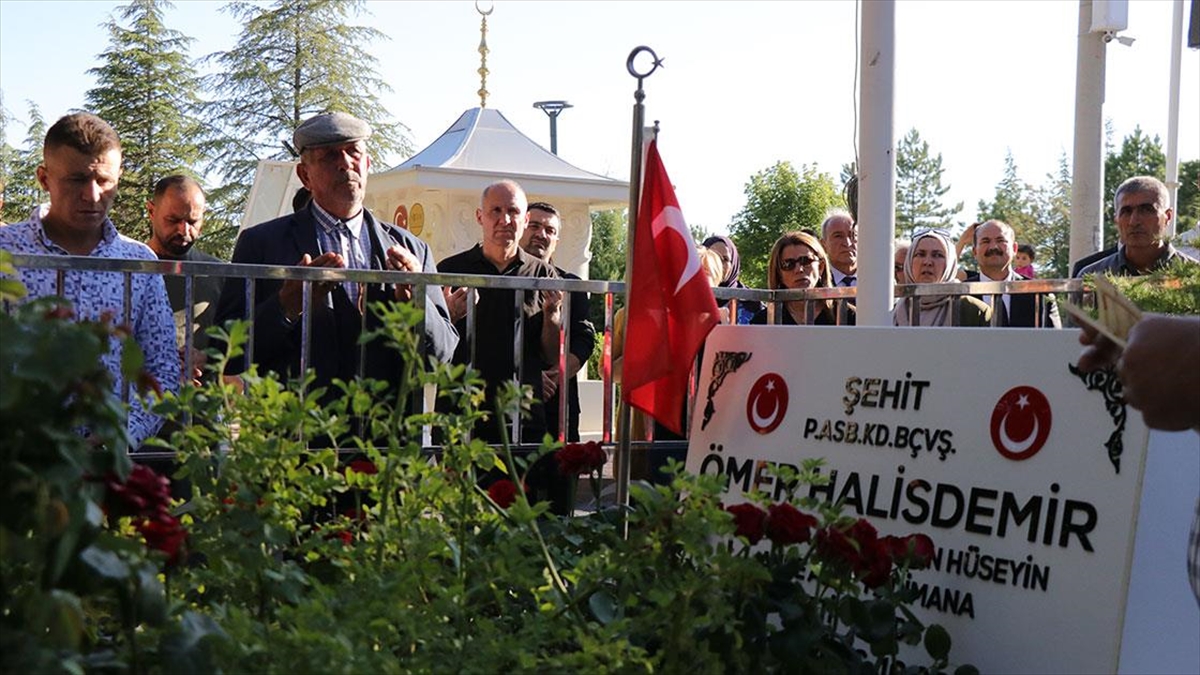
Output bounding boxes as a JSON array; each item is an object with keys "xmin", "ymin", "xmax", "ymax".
[{"xmin": 623, "ymin": 140, "xmax": 721, "ymax": 435}]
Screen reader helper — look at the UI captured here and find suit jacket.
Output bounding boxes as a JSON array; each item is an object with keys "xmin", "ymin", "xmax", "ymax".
[
  {"xmin": 543, "ymin": 268, "xmax": 597, "ymax": 442},
  {"xmin": 964, "ymin": 270, "xmax": 1061, "ymax": 328},
  {"xmin": 214, "ymin": 205, "xmax": 457, "ymax": 396}
]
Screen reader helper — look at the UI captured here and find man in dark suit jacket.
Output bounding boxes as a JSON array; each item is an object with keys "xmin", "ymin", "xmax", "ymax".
[
  {"xmin": 520, "ymin": 201, "xmax": 597, "ymax": 442},
  {"xmin": 965, "ymin": 219, "xmax": 1061, "ymax": 328},
  {"xmin": 214, "ymin": 112, "xmax": 457, "ymax": 416}
]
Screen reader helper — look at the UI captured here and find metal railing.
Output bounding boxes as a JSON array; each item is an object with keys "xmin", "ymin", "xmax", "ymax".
[{"xmin": 6, "ymin": 254, "xmax": 1091, "ymax": 484}]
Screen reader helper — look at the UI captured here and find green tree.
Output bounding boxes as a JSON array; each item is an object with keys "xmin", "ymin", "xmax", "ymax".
[
  {"xmin": 728, "ymin": 161, "xmax": 842, "ymax": 289},
  {"xmin": 895, "ymin": 129, "xmax": 961, "ymax": 237},
  {"xmin": 0, "ymin": 91, "xmax": 16, "ymax": 218},
  {"xmin": 85, "ymin": 0, "xmax": 206, "ymax": 243},
  {"xmin": 588, "ymin": 209, "xmax": 626, "ymax": 284},
  {"xmin": 1029, "ymin": 153, "xmax": 1072, "ymax": 278},
  {"xmin": 1103, "ymin": 126, "xmax": 1165, "ymax": 244},
  {"xmin": 1177, "ymin": 159, "xmax": 1199, "ymax": 232},
  {"xmin": 2, "ymin": 102, "xmax": 48, "ymax": 224},
  {"xmin": 585, "ymin": 208, "xmax": 626, "ymax": 379},
  {"xmin": 976, "ymin": 151, "xmax": 1036, "ymax": 241},
  {"xmin": 202, "ymin": 0, "xmax": 412, "ymax": 246}
]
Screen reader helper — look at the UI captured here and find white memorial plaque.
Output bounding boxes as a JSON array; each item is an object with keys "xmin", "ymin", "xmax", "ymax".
[{"xmin": 687, "ymin": 325, "xmax": 1150, "ymax": 674}]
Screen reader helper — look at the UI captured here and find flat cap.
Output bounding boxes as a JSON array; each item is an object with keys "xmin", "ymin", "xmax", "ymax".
[{"xmin": 293, "ymin": 112, "xmax": 372, "ymax": 153}]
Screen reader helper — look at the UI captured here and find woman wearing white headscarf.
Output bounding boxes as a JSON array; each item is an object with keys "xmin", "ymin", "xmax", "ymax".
[{"xmin": 892, "ymin": 229, "xmax": 992, "ymax": 327}]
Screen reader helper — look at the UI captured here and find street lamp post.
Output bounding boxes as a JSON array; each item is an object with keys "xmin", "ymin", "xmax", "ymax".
[{"xmin": 533, "ymin": 100, "xmax": 573, "ymax": 155}]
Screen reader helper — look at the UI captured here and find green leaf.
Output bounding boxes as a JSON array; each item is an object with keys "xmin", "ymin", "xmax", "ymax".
[
  {"xmin": 79, "ymin": 545, "xmax": 131, "ymax": 581},
  {"xmin": 44, "ymin": 590, "xmax": 85, "ymax": 651},
  {"xmin": 588, "ymin": 590, "xmax": 618, "ymax": 625},
  {"xmin": 120, "ymin": 335, "xmax": 146, "ymax": 381},
  {"xmin": 159, "ymin": 610, "xmax": 227, "ymax": 675},
  {"xmin": 924, "ymin": 623, "xmax": 952, "ymax": 661},
  {"xmin": 135, "ymin": 564, "xmax": 168, "ymax": 625}
]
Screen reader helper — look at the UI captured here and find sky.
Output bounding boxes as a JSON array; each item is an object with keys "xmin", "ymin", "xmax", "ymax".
[{"xmin": 1, "ymin": 0, "xmax": 1197, "ymax": 236}]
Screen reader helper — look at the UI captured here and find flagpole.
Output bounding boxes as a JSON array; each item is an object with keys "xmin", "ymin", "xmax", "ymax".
[{"xmin": 616, "ymin": 46, "xmax": 662, "ymax": 517}]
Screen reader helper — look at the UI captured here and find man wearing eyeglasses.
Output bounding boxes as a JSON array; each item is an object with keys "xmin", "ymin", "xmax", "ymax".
[
  {"xmin": 963, "ymin": 219, "xmax": 1060, "ymax": 328},
  {"xmin": 1076, "ymin": 175, "xmax": 1197, "ymax": 278},
  {"xmin": 820, "ymin": 209, "xmax": 858, "ymax": 287}
]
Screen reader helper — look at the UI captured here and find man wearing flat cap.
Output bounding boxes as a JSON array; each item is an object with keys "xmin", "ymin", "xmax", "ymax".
[{"xmin": 215, "ymin": 112, "xmax": 457, "ymax": 426}]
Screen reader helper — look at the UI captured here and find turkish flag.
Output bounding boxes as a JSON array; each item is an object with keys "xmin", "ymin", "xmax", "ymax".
[{"xmin": 623, "ymin": 140, "xmax": 720, "ymax": 435}]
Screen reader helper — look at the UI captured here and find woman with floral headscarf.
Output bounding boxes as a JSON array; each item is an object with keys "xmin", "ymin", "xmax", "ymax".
[
  {"xmin": 891, "ymin": 229, "xmax": 991, "ymax": 327},
  {"xmin": 701, "ymin": 234, "xmax": 763, "ymax": 324}
]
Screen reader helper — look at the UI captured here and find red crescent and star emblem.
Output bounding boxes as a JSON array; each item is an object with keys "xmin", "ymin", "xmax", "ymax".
[
  {"xmin": 746, "ymin": 373, "xmax": 788, "ymax": 435},
  {"xmin": 990, "ymin": 386, "xmax": 1052, "ymax": 461}
]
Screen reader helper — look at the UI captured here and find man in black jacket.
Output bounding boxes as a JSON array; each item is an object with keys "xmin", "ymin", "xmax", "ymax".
[
  {"xmin": 520, "ymin": 201, "xmax": 596, "ymax": 442},
  {"xmin": 964, "ymin": 219, "xmax": 1060, "ymax": 328}
]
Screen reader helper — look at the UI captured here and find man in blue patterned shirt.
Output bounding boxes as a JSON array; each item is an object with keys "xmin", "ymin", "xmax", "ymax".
[{"xmin": 0, "ymin": 112, "xmax": 180, "ymax": 449}]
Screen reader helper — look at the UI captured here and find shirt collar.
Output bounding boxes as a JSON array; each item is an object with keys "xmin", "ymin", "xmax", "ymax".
[
  {"xmin": 31, "ymin": 205, "xmax": 119, "ymax": 256},
  {"xmin": 311, "ymin": 200, "xmax": 365, "ymax": 238}
]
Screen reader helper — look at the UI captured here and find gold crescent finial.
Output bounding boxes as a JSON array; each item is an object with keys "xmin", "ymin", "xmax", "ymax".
[{"xmin": 476, "ymin": 1, "xmax": 492, "ymax": 107}]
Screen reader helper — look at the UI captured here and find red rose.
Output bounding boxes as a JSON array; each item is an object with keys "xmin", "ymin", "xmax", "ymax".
[
  {"xmin": 105, "ymin": 465, "xmax": 172, "ymax": 520},
  {"xmin": 858, "ymin": 538, "xmax": 895, "ymax": 589},
  {"xmin": 765, "ymin": 503, "xmax": 818, "ymax": 545},
  {"xmin": 726, "ymin": 503, "xmax": 767, "ymax": 544},
  {"xmin": 816, "ymin": 524, "xmax": 859, "ymax": 567},
  {"xmin": 847, "ymin": 518, "xmax": 879, "ymax": 549},
  {"xmin": 487, "ymin": 479, "xmax": 519, "ymax": 508},
  {"xmin": 886, "ymin": 533, "xmax": 935, "ymax": 569},
  {"xmin": 556, "ymin": 441, "xmax": 608, "ymax": 476},
  {"xmin": 136, "ymin": 515, "xmax": 187, "ymax": 567},
  {"xmin": 346, "ymin": 459, "xmax": 378, "ymax": 475}
]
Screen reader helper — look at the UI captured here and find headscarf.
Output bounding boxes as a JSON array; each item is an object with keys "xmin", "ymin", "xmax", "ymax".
[
  {"xmin": 892, "ymin": 229, "xmax": 958, "ymax": 327},
  {"xmin": 701, "ymin": 235, "xmax": 763, "ymax": 321},
  {"xmin": 701, "ymin": 235, "xmax": 743, "ymax": 288}
]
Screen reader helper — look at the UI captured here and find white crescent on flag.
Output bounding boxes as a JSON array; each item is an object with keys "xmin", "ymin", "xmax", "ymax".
[{"xmin": 651, "ymin": 205, "xmax": 702, "ymax": 296}]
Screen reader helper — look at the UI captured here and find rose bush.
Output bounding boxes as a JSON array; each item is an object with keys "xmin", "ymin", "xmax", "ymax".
[
  {"xmin": 2, "ymin": 267, "xmax": 974, "ymax": 674},
  {"xmin": 0, "ymin": 251, "xmax": 219, "ymax": 674}
]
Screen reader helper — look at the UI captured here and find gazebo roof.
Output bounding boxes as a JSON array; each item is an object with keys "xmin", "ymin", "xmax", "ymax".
[{"xmin": 381, "ymin": 107, "xmax": 620, "ymax": 183}]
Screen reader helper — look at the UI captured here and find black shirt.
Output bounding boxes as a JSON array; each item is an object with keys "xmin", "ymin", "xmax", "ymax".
[
  {"xmin": 162, "ymin": 248, "xmax": 224, "ymax": 351},
  {"xmin": 545, "ymin": 267, "xmax": 596, "ymax": 442},
  {"xmin": 438, "ymin": 245, "xmax": 560, "ymax": 443}
]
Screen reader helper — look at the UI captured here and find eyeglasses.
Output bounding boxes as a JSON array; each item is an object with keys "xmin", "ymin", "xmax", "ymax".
[
  {"xmin": 779, "ymin": 255, "xmax": 818, "ymax": 271},
  {"xmin": 912, "ymin": 227, "xmax": 952, "ymax": 240}
]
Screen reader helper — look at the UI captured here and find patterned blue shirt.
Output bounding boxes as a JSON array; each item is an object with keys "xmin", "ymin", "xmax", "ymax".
[{"xmin": 0, "ymin": 211, "xmax": 181, "ymax": 448}]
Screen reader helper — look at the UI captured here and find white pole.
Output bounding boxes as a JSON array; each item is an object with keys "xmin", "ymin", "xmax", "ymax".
[
  {"xmin": 857, "ymin": 0, "xmax": 896, "ymax": 326},
  {"xmin": 1070, "ymin": 0, "xmax": 1109, "ymax": 270},
  {"xmin": 1165, "ymin": 0, "xmax": 1184, "ymax": 237}
]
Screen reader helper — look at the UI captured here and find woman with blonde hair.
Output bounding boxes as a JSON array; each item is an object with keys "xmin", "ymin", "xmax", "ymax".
[
  {"xmin": 751, "ymin": 231, "xmax": 854, "ymax": 325},
  {"xmin": 892, "ymin": 229, "xmax": 991, "ymax": 327}
]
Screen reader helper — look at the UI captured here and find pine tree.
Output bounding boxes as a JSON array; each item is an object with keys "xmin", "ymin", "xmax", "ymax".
[
  {"xmin": 1029, "ymin": 153, "xmax": 1072, "ymax": 278},
  {"xmin": 85, "ymin": 0, "xmax": 206, "ymax": 243},
  {"xmin": 894, "ymin": 128, "xmax": 961, "ymax": 238},
  {"xmin": 2, "ymin": 103, "xmax": 48, "ymax": 224},
  {"xmin": 0, "ymin": 92, "xmax": 17, "ymax": 223},
  {"xmin": 1102, "ymin": 127, "xmax": 1165, "ymax": 245},
  {"xmin": 202, "ymin": 0, "xmax": 412, "ymax": 240},
  {"xmin": 729, "ymin": 161, "xmax": 842, "ymax": 289},
  {"xmin": 976, "ymin": 151, "xmax": 1036, "ymax": 241}
]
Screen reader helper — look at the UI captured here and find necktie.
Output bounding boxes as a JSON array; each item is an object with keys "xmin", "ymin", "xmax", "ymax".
[
  {"xmin": 336, "ymin": 221, "xmax": 359, "ymax": 305},
  {"xmin": 842, "ymin": 275, "xmax": 856, "ymax": 287}
]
